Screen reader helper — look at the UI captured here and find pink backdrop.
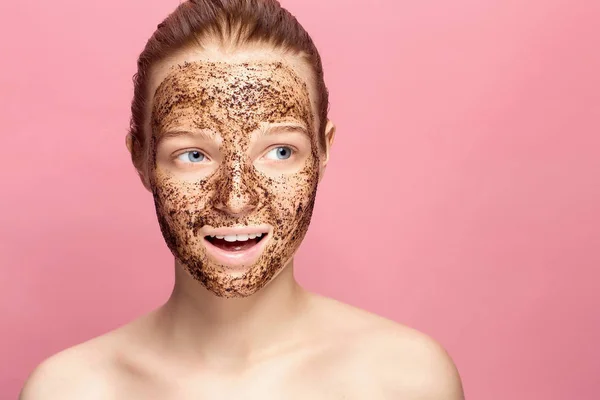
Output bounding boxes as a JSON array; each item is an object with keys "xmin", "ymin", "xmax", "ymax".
[{"xmin": 1, "ymin": 0, "xmax": 599, "ymax": 398}]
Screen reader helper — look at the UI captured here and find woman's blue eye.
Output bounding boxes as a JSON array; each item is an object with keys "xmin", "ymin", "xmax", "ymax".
[
  {"xmin": 266, "ymin": 146, "xmax": 293, "ymax": 160},
  {"xmin": 177, "ymin": 151, "xmax": 205, "ymax": 163}
]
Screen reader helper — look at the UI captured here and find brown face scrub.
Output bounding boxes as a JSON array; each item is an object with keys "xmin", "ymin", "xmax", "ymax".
[{"xmin": 148, "ymin": 60, "xmax": 321, "ymax": 298}]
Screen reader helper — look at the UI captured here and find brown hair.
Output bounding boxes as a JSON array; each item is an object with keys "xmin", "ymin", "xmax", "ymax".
[{"xmin": 128, "ymin": 0, "xmax": 330, "ymax": 170}]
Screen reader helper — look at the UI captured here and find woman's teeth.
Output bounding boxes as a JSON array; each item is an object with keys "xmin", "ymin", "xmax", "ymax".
[{"xmin": 210, "ymin": 233, "xmax": 264, "ymax": 242}]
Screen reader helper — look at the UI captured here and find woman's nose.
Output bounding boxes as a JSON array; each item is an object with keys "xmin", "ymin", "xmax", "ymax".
[{"xmin": 213, "ymin": 166, "xmax": 259, "ymax": 216}]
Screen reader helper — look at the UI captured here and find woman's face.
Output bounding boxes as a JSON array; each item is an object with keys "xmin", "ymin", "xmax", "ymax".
[{"xmin": 142, "ymin": 47, "xmax": 328, "ymax": 297}]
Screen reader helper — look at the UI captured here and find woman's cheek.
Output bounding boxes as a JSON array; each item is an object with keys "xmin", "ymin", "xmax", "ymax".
[
  {"xmin": 271, "ymin": 173, "xmax": 317, "ymax": 216},
  {"xmin": 154, "ymin": 176, "xmax": 209, "ymax": 215}
]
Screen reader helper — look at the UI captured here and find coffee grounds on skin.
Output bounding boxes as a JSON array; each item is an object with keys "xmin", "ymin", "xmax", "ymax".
[{"xmin": 148, "ymin": 61, "xmax": 321, "ymax": 298}]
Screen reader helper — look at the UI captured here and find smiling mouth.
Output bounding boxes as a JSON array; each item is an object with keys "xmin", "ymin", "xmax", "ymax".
[{"xmin": 205, "ymin": 233, "xmax": 267, "ymax": 252}]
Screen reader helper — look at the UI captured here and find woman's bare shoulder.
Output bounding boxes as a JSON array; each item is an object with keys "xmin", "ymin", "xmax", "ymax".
[
  {"xmin": 19, "ymin": 314, "xmax": 153, "ymax": 400},
  {"xmin": 307, "ymin": 293, "xmax": 465, "ymax": 399},
  {"xmin": 20, "ymin": 338, "xmax": 112, "ymax": 399}
]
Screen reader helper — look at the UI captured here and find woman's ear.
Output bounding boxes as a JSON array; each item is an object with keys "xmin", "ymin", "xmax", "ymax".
[
  {"xmin": 125, "ymin": 133, "xmax": 136, "ymax": 159},
  {"xmin": 126, "ymin": 134, "xmax": 152, "ymax": 192},
  {"xmin": 318, "ymin": 119, "xmax": 336, "ymax": 183}
]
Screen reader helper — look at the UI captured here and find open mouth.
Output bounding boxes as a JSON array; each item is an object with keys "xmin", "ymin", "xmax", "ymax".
[
  {"xmin": 205, "ymin": 233, "xmax": 267, "ymax": 252},
  {"xmin": 202, "ymin": 227, "xmax": 271, "ymax": 269}
]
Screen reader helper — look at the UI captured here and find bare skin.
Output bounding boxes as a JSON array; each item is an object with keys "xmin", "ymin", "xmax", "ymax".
[{"xmin": 20, "ymin": 42, "xmax": 464, "ymax": 399}]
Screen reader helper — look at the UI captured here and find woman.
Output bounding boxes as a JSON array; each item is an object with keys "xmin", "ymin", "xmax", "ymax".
[{"xmin": 21, "ymin": 1, "xmax": 464, "ymax": 398}]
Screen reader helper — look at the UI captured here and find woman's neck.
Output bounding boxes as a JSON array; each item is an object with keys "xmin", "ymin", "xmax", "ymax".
[{"xmin": 155, "ymin": 258, "xmax": 311, "ymax": 368}]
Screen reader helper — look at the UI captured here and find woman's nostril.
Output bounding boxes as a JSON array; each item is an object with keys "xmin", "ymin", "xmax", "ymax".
[{"xmin": 213, "ymin": 187, "xmax": 259, "ymax": 215}]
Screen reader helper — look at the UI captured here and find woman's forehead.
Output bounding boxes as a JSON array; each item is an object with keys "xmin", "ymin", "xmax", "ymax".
[
  {"xmin": 155, "ymin": 60, "xmax": 309, "ymax": 99},
  {"xmin": 151, "ymin": 61, "xmax": 315, "ymax": 137},
  {"xmin": 147, "ymin": 46, "xmax": 319, "ymax": 116}
]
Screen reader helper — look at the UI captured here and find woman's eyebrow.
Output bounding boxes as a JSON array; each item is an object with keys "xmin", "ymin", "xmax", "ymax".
[
  {"xmin": 156, "ymin": 124, "xmax": 309, "ymax": 144},
  {"xmin": 156, "ymin": 129, "xmax": 217, "ymax": 143},
  {"xmin": 259, "ymin": 123, "xmax": 310, "ymax": 137}
]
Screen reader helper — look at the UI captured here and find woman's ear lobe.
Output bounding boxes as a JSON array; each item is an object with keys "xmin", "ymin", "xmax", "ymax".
[
  {"xmin": 126, "ymin": 133, "xmax": 152, "ymax": 192},
  {"xmin": 318, "ymin": 119, "xmax": 336, "ymax": 182},
  {"xmin": 135, "ymin": 160, "xmax": 152, "ymax": 192},
  {"xmin": 126, "ymin": 134, "xmax": 134, "ymax": 154},
  {"xmin": 322, "ymin": 120, "xmax": 336, "ymax": 165},
  {"xmin": 138, "ymin": 170, "xmax": 152, "ymax": 192}
]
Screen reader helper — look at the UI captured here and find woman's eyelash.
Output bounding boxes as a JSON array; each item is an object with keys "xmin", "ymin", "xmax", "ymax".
[
  {"xmin": 265, "ymin": 146, "xmax": 295, "ymax": 160},
  {"xmin": 170, "ymin": 145, "xmax": 298, "ymax": 165},
  {"xmin": 176, "ymin": 150, "xmax": 207, "ymax": 163}
]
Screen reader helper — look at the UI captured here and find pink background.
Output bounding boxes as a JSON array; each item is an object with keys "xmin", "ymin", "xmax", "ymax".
[{"xmin": 1, "ymin": 0, "xmax": 599, "ymax": 398}]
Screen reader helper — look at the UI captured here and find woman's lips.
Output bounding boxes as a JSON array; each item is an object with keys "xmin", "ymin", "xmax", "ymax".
[{"xmin": 201, "ymin": 227, "xmax": 271, "ymax": 269}]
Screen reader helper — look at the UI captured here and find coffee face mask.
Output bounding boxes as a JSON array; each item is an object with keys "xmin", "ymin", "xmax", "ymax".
[{"xmin": 148, "ymin": 60, "xmax": 320, "ymax": 298}]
